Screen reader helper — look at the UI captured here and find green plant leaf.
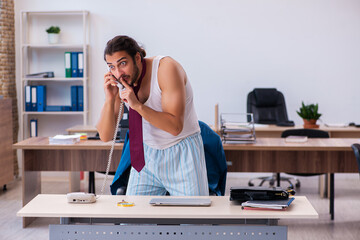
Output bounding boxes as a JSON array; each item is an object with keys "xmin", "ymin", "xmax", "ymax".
[
  {"xmin": 297, "ymin": 102, "xmax": 321, "ymax": 120},
  {"xmin": 46, "ymin": 26, "xmax": 60, "ymax": 34}
]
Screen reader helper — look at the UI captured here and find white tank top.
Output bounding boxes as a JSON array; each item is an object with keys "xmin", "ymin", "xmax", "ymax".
[{"xmin": 142, "ymin": 56, "xmax": 200, "ymax": 149}]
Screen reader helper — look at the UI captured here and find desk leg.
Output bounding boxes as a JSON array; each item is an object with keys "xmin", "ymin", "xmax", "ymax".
[
  {"xmin": 22, "ymin": 150, "xmax": 41, "ymax": 228},
  {"xmin": 330, "ymin": 173, "xmax": 334, "ymax": 220},
  {"xmin": 88, "ymin": 172, "xmax": 95, "ymax": 194},
  {"xmin": 69, "ymin": 172, "xmax": 80, "ymax": 192}
]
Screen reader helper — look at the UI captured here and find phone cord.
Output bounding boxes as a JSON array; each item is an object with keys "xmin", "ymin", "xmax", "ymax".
[{"xmin": 96, "ymin": 100, "xmax": 124, "ymax": 199}]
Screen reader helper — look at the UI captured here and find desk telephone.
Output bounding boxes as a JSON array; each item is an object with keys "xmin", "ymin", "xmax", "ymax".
[{"xmin": 67, "ymin": 77, "xmax": 125, "ymax": 204}]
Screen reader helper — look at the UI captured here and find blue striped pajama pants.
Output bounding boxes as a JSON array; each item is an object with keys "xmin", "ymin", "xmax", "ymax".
[{"xmin": 126, "ymin": 132, "xmax": 209, "ymax": 196}]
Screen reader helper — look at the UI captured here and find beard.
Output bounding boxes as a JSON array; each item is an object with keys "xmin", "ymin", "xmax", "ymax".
[
  {"xmin": 119, "ymin": 61, "xmax": 140, "ymax": 87},
  {"xmin": 130, "ymin": 63, "xmax": 140, "ymax": 87}
]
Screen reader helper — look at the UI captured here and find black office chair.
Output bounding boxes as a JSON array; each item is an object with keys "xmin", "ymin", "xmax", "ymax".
[
  {"xmin": 280, "ymin": 129, "xmax": 330, "ymax": 188},
  {"xmin": 351, "ymin": 143, "xmax": 360, "ymax": 176},
  {"xmin": 247, "ymin": 88, "xmax": 294, "ymax": 126},
  {"xmin": 247, "ymin": 88, "xmax": 294, "ymax": 187}
]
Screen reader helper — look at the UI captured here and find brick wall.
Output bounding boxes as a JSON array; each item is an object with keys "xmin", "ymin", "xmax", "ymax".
[{"xmin": 0, "ymin": 0, "xmax": 19, "ymax": 176}]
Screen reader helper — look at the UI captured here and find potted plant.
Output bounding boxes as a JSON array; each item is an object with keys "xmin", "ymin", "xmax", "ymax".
[
  {"xmin": 46, "ymin": 26, "xmax": 60, "ymax": 44},
  {"xmin": 296, "ymin": 102, "xmax": 322, "ymax": 128}
]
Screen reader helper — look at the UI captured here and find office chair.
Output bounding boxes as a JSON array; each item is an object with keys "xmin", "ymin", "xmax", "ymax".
[
  {"xmin": 247, "ymin": 88, "xmax": 294, "ymax": 187},
  {"xmin": 351, "ymin": 144, "xmax": 360, "ymax": 176},
  {"xmin": 247, "ymin": 88, "xmax": 294, "ymax": 126},
  {"xmin": 279, "ymin": 129, "xmax": 330, "ymax": 188},
  {"xmin": 110, "ymin": 121, "xmax": 228, "ymax": 196}
]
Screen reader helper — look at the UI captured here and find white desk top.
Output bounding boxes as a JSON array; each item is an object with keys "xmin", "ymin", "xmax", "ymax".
[{"xmin": 17, "ymin": 194, "xmax": 318, "ymax": 220}]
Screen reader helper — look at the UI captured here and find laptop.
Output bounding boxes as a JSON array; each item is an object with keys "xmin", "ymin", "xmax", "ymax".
[{"xmin": 149, "ymin": 198, "xmax": 211, "ymax": 206}]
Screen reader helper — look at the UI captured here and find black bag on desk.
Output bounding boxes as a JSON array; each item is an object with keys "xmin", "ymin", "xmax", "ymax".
[{"xmin": 230, "ymin": 186, "xmax": 290, "ymax": 202}]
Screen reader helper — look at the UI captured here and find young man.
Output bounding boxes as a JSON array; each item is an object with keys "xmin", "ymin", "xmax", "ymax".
[{"xmin": 97, "ymin": 35, "xmax": 208, "ymax": 196}]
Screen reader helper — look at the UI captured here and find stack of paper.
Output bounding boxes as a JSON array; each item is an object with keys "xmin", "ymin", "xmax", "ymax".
[
  {"xmin": 49, "ymin": 134, "xmax": 81, "ymax": 145},
  {"xmin": 285, "ymin": 136, "xmax": 308, "ymax": 143},
  {"xmin": 220, "ymin": 113, "xmax": 256, "ymax": 144},
  {"xmin": 241, "ymin": 198, "xmax": 295, "ymax": 210}
]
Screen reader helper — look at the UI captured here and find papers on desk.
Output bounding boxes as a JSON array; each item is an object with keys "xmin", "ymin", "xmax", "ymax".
[
  {"xmin": 285, "ymin": 136, "xmax": 308, "ymax": 143},
  {"xmin": 241, "ymin": 198, "xmax": 295, "ymax": 210},
  {"xmin": 49, "ymin": 134, "xmax": 80, "ymax": 144},
  {"xmin": 220, "ymin": 113, "xmax": 256, "ymax": 144},
  {"xmin": 324, "ymin": 123, "xmax": 348, "ymax": 128},
  {"xmin": 254, "ymin": 123, "xmax": 270, "ymax": 128}
]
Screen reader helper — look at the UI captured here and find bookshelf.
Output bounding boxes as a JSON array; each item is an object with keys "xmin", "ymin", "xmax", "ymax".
[{"xmin": 20, "ymin": 11, "xmax": 89, "ymax": 139}]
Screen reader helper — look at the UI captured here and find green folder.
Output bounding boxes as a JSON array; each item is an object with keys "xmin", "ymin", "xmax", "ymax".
[{"xmin": 65, "ymin": 52, "xmax": 71, "ymax": 78}]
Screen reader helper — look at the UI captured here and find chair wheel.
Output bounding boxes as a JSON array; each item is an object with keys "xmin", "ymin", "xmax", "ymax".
[{"xmin": 295, "ymin": 182, "xmax": 301, "ymax": 188}]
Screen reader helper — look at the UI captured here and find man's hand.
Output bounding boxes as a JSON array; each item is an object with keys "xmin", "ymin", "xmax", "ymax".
[
  {"xmin": 103, "ymin": 72, "xmax": 119, "ymax": 102},
  {"xmin": 118, "ymin": 78, "xmax": 141, "ymax": 110}
]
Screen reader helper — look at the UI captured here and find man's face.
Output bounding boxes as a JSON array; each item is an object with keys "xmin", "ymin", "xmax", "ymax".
[{"xmin": 105, "ymin": 51, "xmax": 140, "ymax": 86}]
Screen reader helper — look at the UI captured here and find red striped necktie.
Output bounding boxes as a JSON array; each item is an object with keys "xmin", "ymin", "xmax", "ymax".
[{"xmin": 129, "ymin": 59, "xmax": 146, "ymax": 172}]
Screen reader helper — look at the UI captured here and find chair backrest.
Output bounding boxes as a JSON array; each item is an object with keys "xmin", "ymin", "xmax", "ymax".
[
  {"xmin": 351, "ymin": 144, "xmax": 360, "ymax": 175},
  {"xmin": 247, "ymin": 88, "xmax": 289, "ymax": 124},
  {"xmin": 281, "ymin": 129, "xmax": 329, "ymax": 138},
  {"xmin": 199, "ymin": 121, "xmax": 227, "ymax": 196}
]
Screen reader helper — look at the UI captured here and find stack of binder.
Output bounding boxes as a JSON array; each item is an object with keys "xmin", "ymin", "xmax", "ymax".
[
  {"xmin": 220, "ymin": 113, "xmax": 256, "ymax": 143},
  {"xmin": 241, "ymin": 198, "xmax": 295, "ymax": 210},
  {"xmin": 25, "ymin": 85, "xmax": 47, "ymax": 112},
  {"xmin": 25, "ymin": 85, "xmax": 83, "ymax": 112},
  {"xmin": 65, "ymin": 52, "xmax": 84, "ymax": 78}
]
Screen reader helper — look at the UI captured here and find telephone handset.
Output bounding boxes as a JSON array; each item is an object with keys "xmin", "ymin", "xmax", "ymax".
[{"xmin": 67, "ymin": 70, "xmax": 125, "ymax": 204}]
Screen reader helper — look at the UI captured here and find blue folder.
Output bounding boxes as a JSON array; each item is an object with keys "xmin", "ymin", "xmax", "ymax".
[
  {"xmin": 30, "ymin": 119, "xmax": 38, "ymax": 137},
  {"xmin": 77, "ymin": 85, "xmax": 83, "ymax": 111},
  {"xmin": 71, "ymin": 52, "xmax": 78, "ymax": 77},
  {"xmin": 31, "ymin": 86, "xmax": 37, "ymax": 111},
  {"xmin": 45, "ymin": 105, "xmax": 71, "ymax": 111},
  {"xmin": 25, "ymin": 85, "xmax": 31, "ymax": 111},
  {"xmin": 77, "ymin": 52, "xmax": 84, "ymax": 78},
  {"xmin": 70, "ymin": 86, "xmax": 78, "ymax": 111},
  {"xmin": 36, "ymin": 85, "xmax": 46, "ymax": 112}
]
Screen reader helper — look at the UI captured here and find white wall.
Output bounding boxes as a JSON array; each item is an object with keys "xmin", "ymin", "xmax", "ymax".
[{"xmin": 14, "ymin": 0, "xmax": 360, "ymax": 131}]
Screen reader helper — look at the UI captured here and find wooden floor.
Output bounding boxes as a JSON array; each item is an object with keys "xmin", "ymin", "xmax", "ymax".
[{"xmin": 1, "ymin": 173, "xmax": 360, "ymax": 239}]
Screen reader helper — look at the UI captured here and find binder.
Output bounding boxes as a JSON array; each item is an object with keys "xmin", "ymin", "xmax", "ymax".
[
  {"xmin": 30, "ymin": 119, "xmax": 38, "ymax": 137},
  {"xmin": 77, "ymin": 85, "xmax": 83, "ymax": 111},
  {"xmin": 45, "ymin": 105, "xmax": 71, "ymax": 111},
  {"xmin": 26, "ymin": 71, "xmax": 54, "ymax": 78},
  {"xmin": 65, "ymin": 52, "xmax": 71, "ymax": 78},
  {"xmin": 241, "ymin": 197, "xmax": 295, "ymax": 210},
  {"xmin": 36, "ymin": 85, "xmax": 46, "ymax": 112},
  {"xmin": 25, "ymin": 85, "xmax": 31, "ymax": 111},
  {"xmin": 70, "ymin": 85, "xmax": 78, "ymax": 111},
  {"xmin": 77, "ymin": 52, "xmax": 84, "ymax": 77},
  {"xmin": 71, "ymin": 52, "xmax": 78, "ymax": 77},
  {"xmin": 31, "ymin": 86, "xmax": 37, "ymax": 111}
]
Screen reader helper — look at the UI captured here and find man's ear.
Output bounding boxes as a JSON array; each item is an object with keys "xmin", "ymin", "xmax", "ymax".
[{"xmin": 135, "ymin": 52, "xmax": 141, "ymax": 63}]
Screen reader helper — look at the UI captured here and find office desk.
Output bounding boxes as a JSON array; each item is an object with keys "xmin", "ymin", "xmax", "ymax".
[
  {"xmin": 223, "ymin": 138, "xmax": 359, "ymax": 221},
  {"xmin": 254, "ymin": 125, "xmax": 360, "ymax": 138},
  {"xmin": 14, "ymin": 137, "xmax": 123, "ymax": 227},
  {"xmin": 67, "ymin": 124, "xmax": 360, "ymax": 138},
  {"xmin": 18, "ymin": 194, "xmax": 318, "ymax": 240},
  {"xmin": 223, "ymin": 138, "xmax": 359, "ymax": 173},
  {"xmin": 14, "ymin": 137, "xmax": 359, "ymax": 226}
]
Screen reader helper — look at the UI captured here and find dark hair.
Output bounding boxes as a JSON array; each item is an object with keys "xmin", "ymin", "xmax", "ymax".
[{"xmin": 104, "ymin": 35, "xmax": 146, "ymax": 61}]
